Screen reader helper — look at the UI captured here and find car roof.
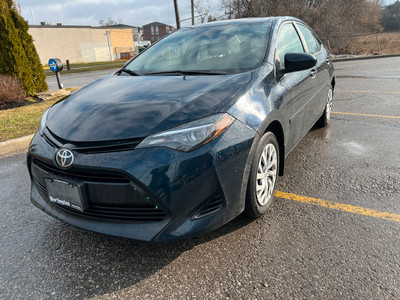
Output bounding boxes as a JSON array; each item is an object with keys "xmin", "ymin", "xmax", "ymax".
[{"xmin": 183, "ymin": 17, "xmax": 303, "ymax": 29}]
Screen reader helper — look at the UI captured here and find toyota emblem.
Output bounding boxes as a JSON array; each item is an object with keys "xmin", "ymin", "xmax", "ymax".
[{"xmin": 55, "ymin": 149, "xmax": 74, "ymax": 168}]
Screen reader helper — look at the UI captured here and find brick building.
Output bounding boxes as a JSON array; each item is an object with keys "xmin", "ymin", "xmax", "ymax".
[{"xmin": 143, "ymin": 22, "xmax": 174, "ymax": 43}]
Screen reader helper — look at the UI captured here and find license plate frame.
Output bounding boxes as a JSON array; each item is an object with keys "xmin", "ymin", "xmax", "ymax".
[{"xmin": 45, "ymin": 176, "xmax": 88, "ymax": 212}]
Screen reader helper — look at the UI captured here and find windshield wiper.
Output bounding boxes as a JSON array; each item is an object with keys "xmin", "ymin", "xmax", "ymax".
[
  {"xmin": 117, "ymin": 68, "xmax": 141, "ymax": 76},
  {"xmin": 144, "ymin": 70, "xmax": 228, "ymax": 76}
]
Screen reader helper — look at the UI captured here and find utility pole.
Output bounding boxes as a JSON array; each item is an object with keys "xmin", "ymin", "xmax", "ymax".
[
  {"xmin": 191, "ymin": 0, "xmax": 195, "ymax": 25},
  {"xmin": 173, "ymin": 0, "xmax": 181, "ymax": 29}
]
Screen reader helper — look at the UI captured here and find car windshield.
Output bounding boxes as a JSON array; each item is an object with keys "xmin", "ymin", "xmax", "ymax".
[{"xmin": 125, "ymin": 22, "xmax": 271, "ymax": 75}]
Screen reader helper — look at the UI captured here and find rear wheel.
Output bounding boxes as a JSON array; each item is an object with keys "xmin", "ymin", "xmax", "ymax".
[
  {"xmin": 316, "ymin": 86, "xmax": 333, "ymax": 127},
  {"xmin": 245, "ymin": 132, "xmax": 279, "ymax": 218}
]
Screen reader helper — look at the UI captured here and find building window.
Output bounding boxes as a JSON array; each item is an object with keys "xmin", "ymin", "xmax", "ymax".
[
  {"xmin": 155, "ymin": 26, "xmax": 159, "ymax": 35},
  {"xmin": 151, "ymin": 26, "xmax": 154, "ymax": 35}
]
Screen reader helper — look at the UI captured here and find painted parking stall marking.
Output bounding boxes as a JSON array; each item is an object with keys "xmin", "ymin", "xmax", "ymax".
[
  {"xmin": 333, "ymin": 89, "xmax": 400, "ymax": 120},
  {"xmin": 336, "ymin": 89, "xmax": 400, "ymax": 95},
  {"xmin": 275, "ymin": 191, "xmax": 400, "ymax": 223},
  {"xmin": 332, "ymin": 111, "xmax": 400, "ymax": 119}
]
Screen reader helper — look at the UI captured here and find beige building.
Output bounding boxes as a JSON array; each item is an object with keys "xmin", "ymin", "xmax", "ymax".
[
  {"xmin": 29, "ymin": 25, "xmax": 135, "ymax": 65},
  {"xmin": 108, "ymin": 28, "xmax": 135, "ymax": 59}
]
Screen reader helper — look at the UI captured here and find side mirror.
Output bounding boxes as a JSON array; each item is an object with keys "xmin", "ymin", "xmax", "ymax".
[{"xmin": 277, "ymin": 52, "xmax": 317, "ymax": 77}]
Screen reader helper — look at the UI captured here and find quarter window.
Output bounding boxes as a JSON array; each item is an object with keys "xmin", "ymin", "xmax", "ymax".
[
  {"xmin": 276, "ymin": 23, "xmax": 304, "ymax": 68},
  {"xmin": 297, "ymin": 24, "xmax": 319, "ymax": 54}
]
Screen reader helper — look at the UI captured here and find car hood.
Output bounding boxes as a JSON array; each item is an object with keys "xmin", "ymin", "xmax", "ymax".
[{"xmin": 46, "ymin": 73, "xmax": 252, "ymax": 142}]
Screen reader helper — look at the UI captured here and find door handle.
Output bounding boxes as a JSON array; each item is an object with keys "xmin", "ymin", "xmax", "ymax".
[{"xmin": 310, "ymin": 69, "xmax": 317, "ymax": 78}]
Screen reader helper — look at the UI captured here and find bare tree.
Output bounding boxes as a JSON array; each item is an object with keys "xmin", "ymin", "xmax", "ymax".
[
  {"xmin": 195, "ymin": 0, "xmax": 213, "ymax": 23},
  {"xmin": 219, "ymin": 0, "xmax": 382, "ymax": 53},
  {"xmin": 99, "ymin": 17, "xmax": 122, "ymax": 26}
]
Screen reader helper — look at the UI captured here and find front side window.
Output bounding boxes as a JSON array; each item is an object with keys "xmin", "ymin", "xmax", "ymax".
[
  {"xmin": 276, "ymin": 23, "xmax": 304, "ymax": 68},
  {"xmin": 297, "ymin": 24, "xmax": 319, "ymax": 54},
  {"xmin": 125, "ymin": 22, "xmax": 271, "ymax": 74}
]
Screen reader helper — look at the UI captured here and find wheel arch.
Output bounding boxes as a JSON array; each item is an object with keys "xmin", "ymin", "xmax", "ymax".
[{"xmin": 263, "ymin": 120, "xmax": 285, "ymax": 176}]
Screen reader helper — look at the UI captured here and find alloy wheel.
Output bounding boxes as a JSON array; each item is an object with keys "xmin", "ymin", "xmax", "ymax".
[
  {"xmin": 326, "ymin": 88, "xmax": 333, "ymax": 121},
  {"xmin": 256, "ymin": 143, "xmax": 278, "ymax": 206}
]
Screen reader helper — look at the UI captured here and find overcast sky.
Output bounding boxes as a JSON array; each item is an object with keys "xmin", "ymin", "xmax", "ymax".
[
  {"xmin": 18, "ymin": 0, "xmax": 221, "ymax": 27},
  {"xmin": 18, "ymin": 0, "xmax": 398, "ymax": 28}
]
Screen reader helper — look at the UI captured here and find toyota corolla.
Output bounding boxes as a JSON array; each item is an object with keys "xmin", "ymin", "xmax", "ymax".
[{"xmin": 27, "ymin": 17, "xmax": 334, "ymax": 242}]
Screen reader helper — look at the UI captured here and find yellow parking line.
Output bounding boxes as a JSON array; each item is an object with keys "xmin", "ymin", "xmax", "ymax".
[
  {"xmin": 332, "ymin": 111, "xmax": 400, "ymax": 119},
  {"xmin": 336, "ymin": 89, "xmax": 400, "ymax": 94},
  {"xmin": 275, "ymin": 191, "xmax": 400, "ymax": 223}
]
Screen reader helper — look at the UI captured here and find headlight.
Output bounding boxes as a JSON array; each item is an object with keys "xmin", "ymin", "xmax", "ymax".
[
  {"xmin": 38, "ymin": 108, "xmax": 50, "ymax": 135},
  {"xmin": 136, "ymin": 113, "xmax": 235, "ymax": 152}
]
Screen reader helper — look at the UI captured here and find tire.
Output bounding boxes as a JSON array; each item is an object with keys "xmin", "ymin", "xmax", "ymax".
[
  {"xmin": 245, "ymin": 132, "xmax": 279, "ymax": 218},
  {"xmin": 316, "ymin": 86, "xmax": 333, "ymax": 128}
]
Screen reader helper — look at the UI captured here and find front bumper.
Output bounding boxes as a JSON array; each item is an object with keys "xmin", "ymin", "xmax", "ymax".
[{"xmin": 27, "ymin": 120, "xmax": 257, "ymax": 242}]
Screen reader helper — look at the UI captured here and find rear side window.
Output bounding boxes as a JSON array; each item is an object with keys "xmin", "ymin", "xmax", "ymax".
[
  {"xmin": 297, "ymin": 24, "xmax": 319, "ymax": 54},
  {"xmin": 276, "ymin": 23, "xmax": 304, "ymax": 68}
]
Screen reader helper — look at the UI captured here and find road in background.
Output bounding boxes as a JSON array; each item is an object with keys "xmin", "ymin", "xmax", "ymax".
[
  {"xmin": 45, "ymin": 68, "xmax": 119, "ymax": 90},
  {"xmin": 1, "ymin": 57, "xmax": 399, "ymax": 299}
]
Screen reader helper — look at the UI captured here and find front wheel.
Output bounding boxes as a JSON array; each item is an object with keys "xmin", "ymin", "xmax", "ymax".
[
  {"xmin": 245, "ymin": 132, "xmax": 279, "ymax": 218},
  {"xmin": 316, "ymin": 86, "xmax": 333, "ymax": 127}
]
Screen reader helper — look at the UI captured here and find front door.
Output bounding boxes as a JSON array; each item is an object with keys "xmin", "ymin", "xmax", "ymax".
[{"xmin": 275, "ymin": 22, "xmax": 317, "ymax": 151}]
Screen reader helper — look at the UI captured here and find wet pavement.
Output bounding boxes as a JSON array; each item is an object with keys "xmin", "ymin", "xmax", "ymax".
[{"xmin": 1, "ymin": 57, "xmax": 399, "ymax": 299}]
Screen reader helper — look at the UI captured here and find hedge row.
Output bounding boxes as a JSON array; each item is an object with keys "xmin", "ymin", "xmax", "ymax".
[{"xmin": 0, "ymin": 0, "xmax": 47, "ymax": 96}]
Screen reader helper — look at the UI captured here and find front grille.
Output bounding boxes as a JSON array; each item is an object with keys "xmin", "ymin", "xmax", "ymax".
[
  {"xmin": 57, "ymin": 203, "xmax": 167, "ymax": 222},
  {"xmin": 32, "ymin": 159, "xmax": 168, "ymax": 223},
  {"xmin": 192, "ymin": 194, "xmax": 224, "ymax": 220},
  {"xmin": 33, "ymin": 159, "xmax": 130, "ymax": 183},
  {"xmin": 44, "ymin": 129, "xmax": 144, "ymax": 154}
]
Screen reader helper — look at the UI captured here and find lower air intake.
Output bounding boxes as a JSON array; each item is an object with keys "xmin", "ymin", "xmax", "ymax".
[{"xmin": 192, "ymin": 194, "xmax": 224, "ymax": 220}]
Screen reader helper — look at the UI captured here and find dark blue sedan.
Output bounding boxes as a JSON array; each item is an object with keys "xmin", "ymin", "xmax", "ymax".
[{"xmin": 28, "ymin": 17, "xmax": 334, "ymax": 242}]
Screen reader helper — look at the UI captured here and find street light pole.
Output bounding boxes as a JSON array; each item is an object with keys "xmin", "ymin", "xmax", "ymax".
[
  {"xmin": 106, "ymin": 31, "xmax": 113, "ymax": 61},
  {"xmin": 173, "ymin": 0, "xmax": 180, "ymax": 29},
  {"xmin": 30, "ymin": 6, "xmax": 36, "ymax": 25}
]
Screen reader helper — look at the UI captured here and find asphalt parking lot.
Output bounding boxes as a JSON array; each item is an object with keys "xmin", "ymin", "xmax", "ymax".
[
  {"xmin": 46, "ymin": 68, "xmax": 119, "ymax": 90},
  {"xmin": 1, "ymin": 57, "xmax": 399, "ymax": 299}
]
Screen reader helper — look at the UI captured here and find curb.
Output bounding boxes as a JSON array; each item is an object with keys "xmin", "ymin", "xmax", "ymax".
[
  {"xmin": 0, "ymin": 134, "xmax": 34, "ymax": 158},
  {"xmin": 332, "ymin": 53, "xmax": 400, "ymax": 62}
]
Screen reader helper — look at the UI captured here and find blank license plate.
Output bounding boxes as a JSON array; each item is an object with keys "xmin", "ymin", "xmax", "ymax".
[{"xmin": 45, "ymin": 178, "xmax": 86, "ymax": 212}]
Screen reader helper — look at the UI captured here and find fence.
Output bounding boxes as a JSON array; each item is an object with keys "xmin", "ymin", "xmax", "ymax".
[{"xmin": 323, "ymin": 31, "xmax": 400, "ymax": 56}]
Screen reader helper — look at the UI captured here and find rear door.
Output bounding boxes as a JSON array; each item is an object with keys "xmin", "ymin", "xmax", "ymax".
[{"xmin": 295, "ymin": 22, "xmax": 330, "ymax": 121}]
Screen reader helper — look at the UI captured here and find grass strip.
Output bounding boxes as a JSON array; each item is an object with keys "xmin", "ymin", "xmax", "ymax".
[
  {"xmin": 0, "ymin": 97, "xmax": 63, "ymax": 142},
  {"xmin": 44, "ymin": 61, "xmax": 125, "ymax": 76}
]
